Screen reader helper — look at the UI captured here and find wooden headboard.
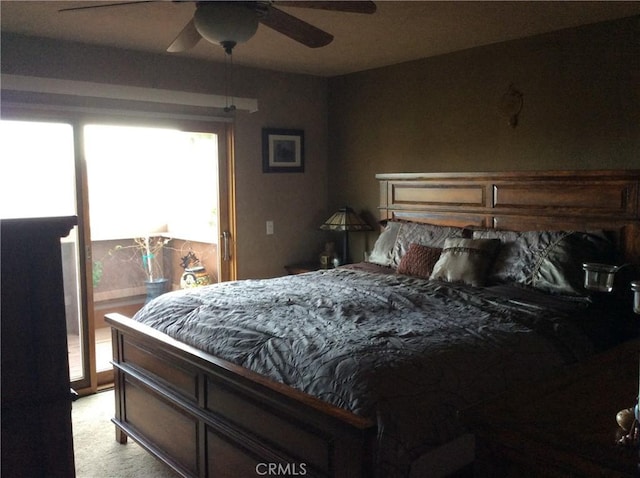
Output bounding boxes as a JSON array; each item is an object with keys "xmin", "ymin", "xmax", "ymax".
[{"xmin": 377, "ymin": 170, "xmax": 640, "ymax": 264}]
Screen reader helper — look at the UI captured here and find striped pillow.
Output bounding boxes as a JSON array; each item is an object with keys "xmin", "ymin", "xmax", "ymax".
[{"xmin": 397, "ymin": 243, "xmax": 442, "ymax": 279}]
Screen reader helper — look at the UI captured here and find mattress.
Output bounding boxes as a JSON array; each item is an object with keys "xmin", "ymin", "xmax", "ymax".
[{"xmin": 133, "ymin": 266, "xmax": 599, "ymax": 477}]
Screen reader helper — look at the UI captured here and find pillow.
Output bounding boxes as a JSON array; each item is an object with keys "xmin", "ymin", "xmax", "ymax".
[
  {"xmin": 391, "ymin": 221, "xmax": 467, "ymax": 268},
  {"xmin": 397, "ymin": 243, "xmax": 442, "ymax": 279},
  {"xmin": 472, "ymin": 229, "xmax": 616, "ymax": 295},
  {"xmin": 367, "ymin": 221, "xmax": 401, "ymax": 266},
  {"xmin": 430, "ymin": 238, "xmax": 501, "ymax": 287}
]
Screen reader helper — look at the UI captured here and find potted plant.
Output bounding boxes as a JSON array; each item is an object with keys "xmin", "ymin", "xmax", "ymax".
[{"xmin": 111, "ymin": 235, "xmax": 172, "ymax": 303}]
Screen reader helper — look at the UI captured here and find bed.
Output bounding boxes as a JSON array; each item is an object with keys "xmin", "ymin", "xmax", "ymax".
[{"xmin": 106, "ymin": 170, "xmax": 640, "ymax": 478}]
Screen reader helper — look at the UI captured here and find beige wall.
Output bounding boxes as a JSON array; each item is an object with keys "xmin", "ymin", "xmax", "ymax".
[
  {"xmin": 1, "ymin": 33, "xmax": 330, "ymax": 279},
  {"xmin": 3, "ymin": 16, "xmax": 638, "ymax": 274},
  {"xmin": 328, "ymin": 16, "xmax": 639, "ymax": 261}
]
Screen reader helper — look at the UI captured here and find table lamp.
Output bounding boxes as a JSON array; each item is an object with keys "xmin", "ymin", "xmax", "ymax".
[{"xmin": 320, "ymin": 206, "xmax": 372, "ymax": 265}]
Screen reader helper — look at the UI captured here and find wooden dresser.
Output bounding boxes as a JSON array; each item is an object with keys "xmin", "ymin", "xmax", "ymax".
[
  {"xmin": 461, "ymin": 338, "xmax": 640, "ymax": 477},
  {"xmin": 1, "ymin": 216, "xmax": 77, "ymax": 477}
]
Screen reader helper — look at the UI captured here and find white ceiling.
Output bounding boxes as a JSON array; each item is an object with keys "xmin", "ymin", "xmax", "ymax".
[{"xmin": 2, "ymin": 1, "xmax": 640, "ymax": 77}]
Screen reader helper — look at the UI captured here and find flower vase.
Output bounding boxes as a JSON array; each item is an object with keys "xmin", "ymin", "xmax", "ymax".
[{"xmin": 145, "ymin": 278, "xmax": 168, "ymax": 303}]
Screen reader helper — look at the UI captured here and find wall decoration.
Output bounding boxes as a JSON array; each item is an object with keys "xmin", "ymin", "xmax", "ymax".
[
  {"xmin": 500, "ymin": 83, "xmax": 524, "ymax": 128},
  {"xmin": 262, "ymin": 128, "xmax": 304, "ymax": 173}
]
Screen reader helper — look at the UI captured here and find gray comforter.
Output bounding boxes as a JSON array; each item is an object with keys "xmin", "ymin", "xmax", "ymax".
[{"xmin": 134, "ymin": 266, "xmax": 596, "ymax": 477}]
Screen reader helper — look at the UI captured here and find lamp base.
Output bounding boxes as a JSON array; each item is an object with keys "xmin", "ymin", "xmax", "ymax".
[{"xmin": 341, "ymin": 230, "xmax": 350, "ymax": 265}]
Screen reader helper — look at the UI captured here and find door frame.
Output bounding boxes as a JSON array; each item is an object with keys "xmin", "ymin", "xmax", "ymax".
[{"xmin": 1, "ymin": 107, "xmax": 236, "ymax": 394}]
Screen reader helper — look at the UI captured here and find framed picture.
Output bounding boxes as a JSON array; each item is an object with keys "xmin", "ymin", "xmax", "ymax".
[{"xmin": 262, "ymin": 128, "xmax": 304, "ymax": 173}]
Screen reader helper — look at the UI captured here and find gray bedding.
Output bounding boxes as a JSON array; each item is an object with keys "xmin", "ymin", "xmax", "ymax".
[{"xmin": 133, "ymin": 266, "xmax": 597, "ymax": 477}]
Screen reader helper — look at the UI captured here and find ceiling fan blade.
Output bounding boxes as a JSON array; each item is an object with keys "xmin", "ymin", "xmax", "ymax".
[
  {"xmin": 260, "ymin": 6, "xmax": 333, "ymax": 48},
  {"xmin": 273, "ymin": 1, "xmax": 376, "ymax": 14},
  {"xmin": 58, "ymin": 1, "xmax": 153, "ymax": 13},
  {"xmin": 167, "ymin": 18, "xmax": 202, "ymax": 52}
]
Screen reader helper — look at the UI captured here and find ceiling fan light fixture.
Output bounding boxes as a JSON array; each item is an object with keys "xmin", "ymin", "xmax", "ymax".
[{"xmin": 194, "ymin": 3, "xmax": 259, "ymax": 51}]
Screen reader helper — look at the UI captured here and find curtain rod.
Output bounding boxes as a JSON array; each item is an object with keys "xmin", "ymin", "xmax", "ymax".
[
  {"xmin": 1, "ymin": 74, "xmax": 258, "ymax": 113},
  {"xmin": 1, "ymin": 101, "xmax": 235, "ymax": 124}
]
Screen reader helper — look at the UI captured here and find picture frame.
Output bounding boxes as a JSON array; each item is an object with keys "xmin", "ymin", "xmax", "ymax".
[{"xmin": 262, "ymin": 128, "xmax": 304, "ymax": 173}]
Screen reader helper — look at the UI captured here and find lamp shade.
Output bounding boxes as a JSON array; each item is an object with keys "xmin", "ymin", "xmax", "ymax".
[
  {"xmin": 320, "ymin": 207, "xmax": 372, "ymax": 232},
  {"xmin": 194, "ymin": 3, "xmax": 259, "ymax": 49}
]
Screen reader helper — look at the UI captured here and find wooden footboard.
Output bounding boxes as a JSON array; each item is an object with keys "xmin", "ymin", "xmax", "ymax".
[{"xmin": 106, "ymin": 313, "xmax": 376, "ymax": 478}]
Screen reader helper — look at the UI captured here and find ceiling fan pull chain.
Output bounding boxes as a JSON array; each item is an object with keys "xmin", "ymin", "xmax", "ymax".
[{"xmin": 224, "ymin": 49, "xmax": 236, "ymax": 113}]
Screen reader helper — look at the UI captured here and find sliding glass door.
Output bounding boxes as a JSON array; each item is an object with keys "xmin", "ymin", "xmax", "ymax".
[
  {"xmin": 83, "ymin": 123, "xmax": 226, "ymax": 381},
  {"xmin": 0, "ymin": 119, "xmax": 89, "ymax": 389},
  {"xmin": 1, "ymin": 114, "xmax": 233, "ymax": 393}
]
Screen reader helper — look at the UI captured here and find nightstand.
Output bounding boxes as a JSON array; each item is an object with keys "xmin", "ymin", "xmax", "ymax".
[
  {"xmin": 461, "ymin": 338, "xmax": 639, "ymax": 477},
  {"xmin": 284, "ymin": 262, "xmax": 321, "ymax": 275}
]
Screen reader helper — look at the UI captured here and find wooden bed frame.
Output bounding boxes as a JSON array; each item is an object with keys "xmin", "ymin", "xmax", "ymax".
[{"xmin": 106, "ymin": 170, "xmax": 639, "ymax": 478}]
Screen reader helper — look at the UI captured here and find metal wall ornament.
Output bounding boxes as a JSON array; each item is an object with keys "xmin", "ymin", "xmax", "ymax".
[{"xmin": 500, "ymin": 83, "xmax": 524, "ymax": 128}]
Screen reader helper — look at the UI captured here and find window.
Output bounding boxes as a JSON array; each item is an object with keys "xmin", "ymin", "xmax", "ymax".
[
  {"xmin": 1, "ymin": 116, "xmax": 229, "ymax": 390},
  {"xmin": 0, "ymin": 119, "xmax": 84, "ymax": 381},
  {"xmin": 84, "ymin": 124, "xmax": 218, "ymax": 243},
  {"xmin": 0, "ymin": 120, "xmax": 76, "ymax": 219}
]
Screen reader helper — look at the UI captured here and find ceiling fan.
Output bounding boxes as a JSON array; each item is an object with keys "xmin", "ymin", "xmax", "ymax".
[{"xmin": 59, "ymin": 1, "xmax": 377, "ymax": 54}]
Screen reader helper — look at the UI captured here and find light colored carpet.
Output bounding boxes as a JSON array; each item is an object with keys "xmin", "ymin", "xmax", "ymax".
[{"xmin": 72, "ymin": 389, "xmax": 179, "ymax": 478}]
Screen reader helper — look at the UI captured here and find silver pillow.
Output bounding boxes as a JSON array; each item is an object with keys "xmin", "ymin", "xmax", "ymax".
[
  {"xmin": 391, "ymin": 221, "xmax": 466, "ymax": 268},
  {"xmin": 430, "ymin": 238, "xmax": 501, "ymax": 287},
  {"xmin": 368, "ymin": 221, "xmax": 401, "ymax": 266},
  {"xmin": 472, "ymin": 229, "xmax": 616, "ymax": 295}
]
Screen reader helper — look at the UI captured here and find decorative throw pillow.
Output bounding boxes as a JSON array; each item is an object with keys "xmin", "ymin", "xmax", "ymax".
[
  {"xmin": 368, "ymin": 221, "xmax": 402, "ymax": 266},
  {"xmin": 391, "ymin": 221, "xmax": 467, "ymax": 268},
  {"xmin": 472, "ymin": 229, "xmax": 616, "ymax": 295},
  {"xmin": 430, "ymin": 238, "xmax": 501, "ymax": 287},
  {"xmin": 397, "ymin": 243, "xmax": 442, "ymax": 279}
]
